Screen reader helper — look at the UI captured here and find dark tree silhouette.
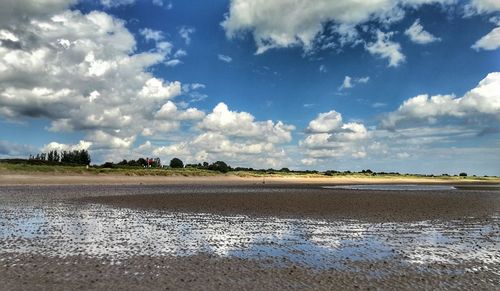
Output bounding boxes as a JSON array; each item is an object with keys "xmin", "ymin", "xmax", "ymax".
[
  {"xmin": 208, "ymin": 161, "xmax": 230, "ymax": 173},
  {"xmin": 170, "ymin": 158, "xmax": 184, "ymax": 168}
]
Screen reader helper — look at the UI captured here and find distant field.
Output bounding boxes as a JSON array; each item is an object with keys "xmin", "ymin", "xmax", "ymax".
[{"xmin": 0, "ymin": 162, "xmax": 498, "ymax": 183}]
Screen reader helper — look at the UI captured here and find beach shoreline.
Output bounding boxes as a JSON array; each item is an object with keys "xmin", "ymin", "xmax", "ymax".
[{"xmin": 1, "ymin": 172, "xmax": 498, "ymax": 186}]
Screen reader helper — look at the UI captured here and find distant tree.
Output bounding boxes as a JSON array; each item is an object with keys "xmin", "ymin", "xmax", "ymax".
[
  {"xmin": 208, "ymin": 161, "xmax": 230, "ymax": 173},
  {"xmin": 170, "ymin": 158, "xmax": 184, "ymax": 168},
  {"xmin": 324, "ymin": 170, "xmax": 339, "ymax": 176},
  {"xmin": 153, "ymin": 157, "xmax": 161, "ymax": 167},
  {"xmin": 79, "ymin": 150, "xmax": 91, "ymax": 165},
  {"xmin": 47, "ymin": 151, "xmax": 54, "ymax": 162},
  {"xmin": 459, "ymin": 172, "xmax": 467, "ymax": 177},
  {"xmin": 117, "ymin": 159, "xmax": 128, "ymax": 166},
  {"xmin": 137, "ymin": 158, "xmax": 147, "ymax": 167},
  {"xmin": 127, "ymin": 159, "xmax": 139, "ymax": 167},
  {"xmin": 279, "ymin": 167, "xmax": 290, "ymax": 172},
  {"xmin": 102, "ymin": 162, "xmax": 114, "ymax": 168}
]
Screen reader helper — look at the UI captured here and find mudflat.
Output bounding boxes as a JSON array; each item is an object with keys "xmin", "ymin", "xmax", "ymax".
[
  {"xmin": 82, "ymin": 184, "xmax": 500, "ymax": 221},
  {"xmin": 1, "ymin": 182, "xmax": 499, "ymax": 290}
]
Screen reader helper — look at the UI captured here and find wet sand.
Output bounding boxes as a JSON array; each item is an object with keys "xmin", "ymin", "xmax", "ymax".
[
  {"xmin": 81, "ymin": 184, "xmax": 500, "ymax": 221},
  {"xmin": 1, "ymin": 183, "xmax": 499, "ymax": 290},
  {"xmin": 2, "ymin": 253, "xmax": 498, "ymax": 290}
]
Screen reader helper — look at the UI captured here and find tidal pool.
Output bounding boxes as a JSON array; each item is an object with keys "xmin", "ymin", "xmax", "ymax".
[
  {"xmin": 323, "ymin": 184, "xmax": 457, "ymax": 191},
  {"xmin": 0, "ymin": 202, "xmax": 498, "ymax": 269}
]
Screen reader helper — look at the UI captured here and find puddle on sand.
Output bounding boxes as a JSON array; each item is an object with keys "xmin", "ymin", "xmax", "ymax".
[
  {"xmin": 0, "ymin": 203, "xmax": 499, "ymax": 269},
  {"xmin": 323, "ymin": 184, "xmax": 457, "ymax": 191}
]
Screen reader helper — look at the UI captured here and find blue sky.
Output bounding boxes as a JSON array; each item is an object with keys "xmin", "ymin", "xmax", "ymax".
[{"xmin": 0, "ymin": 0, "xmax": 499, "ymax": 175}]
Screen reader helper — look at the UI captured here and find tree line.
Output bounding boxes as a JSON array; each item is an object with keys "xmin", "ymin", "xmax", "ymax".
[
  {"xmin": 29, "ymin": 150, "xmax": 91, "ymax": 165},
  {"xmin": 18, "ymin": 152, "xmax": 471, "ymax": 177}
]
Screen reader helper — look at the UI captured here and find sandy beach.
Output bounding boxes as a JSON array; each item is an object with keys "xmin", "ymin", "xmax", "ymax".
[
  {"xmin": 0, "ymin": 177, "xmax": 499, "ymax": 290},
  {"xmin": 1, "ymin": 173, "xmax": 497, "ymax": 186}
]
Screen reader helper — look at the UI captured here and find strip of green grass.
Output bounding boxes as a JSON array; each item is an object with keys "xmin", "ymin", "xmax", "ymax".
[{"xmin": 1, "ymin": 162, "xmax": 499, "ymax": 182}]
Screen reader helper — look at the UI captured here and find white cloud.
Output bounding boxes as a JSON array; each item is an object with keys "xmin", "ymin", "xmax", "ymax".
[
  {"xmin": 199, "ymin": 103, "xmax": 294, "ymax": 143},
  {"xmin": 152, "ymin": 0, "xmax": 164, "ymax": 7},
  {"xmin": 221, "ymin": 0, "xmax": 452, "ymax": 54},
  {"xmin": 153, "ymin": 142, "xmax": 191, "ymax": 157},
  {"xmin": 0, "ymin": 0, "xmax": 75, "ymax": 27},
  {"xmin": 405, "ymin": 19, "xmax": 441, "ymax": 44},
  {"xmin": 139, "ymin": 28, "xmax": 164, "ymax": 42},
  {"xmin": 218, "ymin": 54, "xmax": 233, "ymax": 63},
  {"xmin": 306, "ymin": 110, "xmax": 343, "ymax": 133},
  {"xmin": 472, "ymin": 27, "xmax": 500, "ymax": 51},
  {"xmin": 174, "ymin": 49, "xmax": 187, "ymax": 58},
  {"xmin": 319, "ymin": 65, "xmax": 327, "ymax": 73},
  {"xmin": 164, "ymin": 59, "xmax": 182, "ymax": 67},
  {"xmin": 0, "ymin": 2, "xmax": 191, "ymax": 153},
  {"xmin": 43, "ymin": 140, "xmax": 92, "ymax": 152},
  {"xmin": 342, "ymin": 76, "xmax": 353, "ymax": 89},
  {"xmin": 381, "ymin": 72, "xmax": 500, "ymax": 129},
  {"xmin": 372, "ymin": 102, "xmax": 387, "ymax": 108},
  {"xmin": 365, "ymin": 30, "xmax": 405, "ymax": 67},
  {"xmin": 300, "ymin": 158, "xmax": 318, "ymax": 166},
  {"xmin": 178, "ymin": 26, "xmax": 195, "ymax": 45},
  {"xmin": 301, "ymin": 110, "xmax": 369, "ymax": 160},
  {"xmin": 100, "ymin": 0, "xmax": 135, "ymax": 8},
  {"xmin": 89, "ymin": 131, "xmax": 136, "ymax": 149},
  {"xmin": 358, "ymin": 76, "xmax": 370, "ymax": 83},
  {"xmin": 465, "ymin": 0, "xmax": 500, "ymax": 14},
  {"xmin": 155, "ymin": 101, "xmax": 205, "ymax": 120},
  {"xmin": 302, "ymin": 73, "xmax": 500, "ymax": 171},
  {"xmin": 339, "ymin": 75, "xmax": 370, "ymax": 90},
  {"xmin": 149, "ymin": 103, "xmax": 295, "ymax": 168},
  {"xmin": 138, "ymin": 78, "xmax": 181, "ymax": 99}
]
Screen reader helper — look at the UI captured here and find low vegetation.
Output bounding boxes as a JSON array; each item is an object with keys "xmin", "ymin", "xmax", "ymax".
[{"xmin": 0, "ymin": 151, "xmax": 497, "ymax": 180}]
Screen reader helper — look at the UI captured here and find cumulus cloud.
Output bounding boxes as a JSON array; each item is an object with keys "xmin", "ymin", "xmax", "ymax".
[
  {"xmin": 306, "ymin": 110, "xmax": 342, "ymax": 133},
  {"xmin": 199, "ymin": 103, "xmax": 294, "ymax": 143},
  {"xmin": 405, "ymin": 19, "xmax": 441, "ymax": 44},
  {"xmin": 465, "ymin": 0, "xmax": 500, "ymax": 14},
  {"xmin": 301, "ymin": 73, "xmax": 499, "ymax": 170},
  {"xmin": 0, "ymin": 0, "xmax": 75, "ymax": 27},
  {"xmin": 42, "ymin": 140, "xmax": 92, "ymax": 152},
  {"xmin": 0, "ymin": 0, "xmax": 195, "ymax": 156},
  {"xmin": 155, "ymin": 101, "xmax": 205, "ymax": 120},
  {"xmin": 472, "ymin": 26, "xmax": 500, "ymax": 51},
  {"xmin": 365, "ymin": 30, "xmax": 405, "ymax": 67},
  {"xmin": 221, "ymin": 0, "xmax": 453, "ymax": 55},
  {"xmin": 381, "ymin": 72, "xmax": 500, "ymax": 129},
  {"xmin": 150, "ymin": 102, "xmax": 295, "ymax": 168},
  {"xmin": 301, "ymin": 110, "xmax": 369, "ymax": 159}
]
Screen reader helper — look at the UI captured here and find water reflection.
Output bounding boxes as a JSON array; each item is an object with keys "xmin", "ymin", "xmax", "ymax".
[
  {"xmin": 323, "ymin": 184, "xmax": 457, "ymax": 191},
  {"xmin": 0, "ymin": 203, "xmax": 498, "ymax": 268}
]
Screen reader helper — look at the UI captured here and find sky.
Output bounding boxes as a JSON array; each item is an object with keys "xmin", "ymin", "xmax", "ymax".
[{"xmin": 0, "ymin": 0, "xmax": 499, "ymax": 175}]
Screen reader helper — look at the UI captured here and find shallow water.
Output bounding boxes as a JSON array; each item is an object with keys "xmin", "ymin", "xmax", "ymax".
[
  {"xmin": 323, "ymin": 184, "xmax": 457, "ymax": 191},
  {"xmin": 0, "ymin": 202, "xmax": 498, "ymax": 269}
]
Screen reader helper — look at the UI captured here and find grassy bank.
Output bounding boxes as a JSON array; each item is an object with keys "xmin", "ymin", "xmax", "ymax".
[{"xmin": 1, "ymin": 162, "xmax": 499, "ymax": 183}]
